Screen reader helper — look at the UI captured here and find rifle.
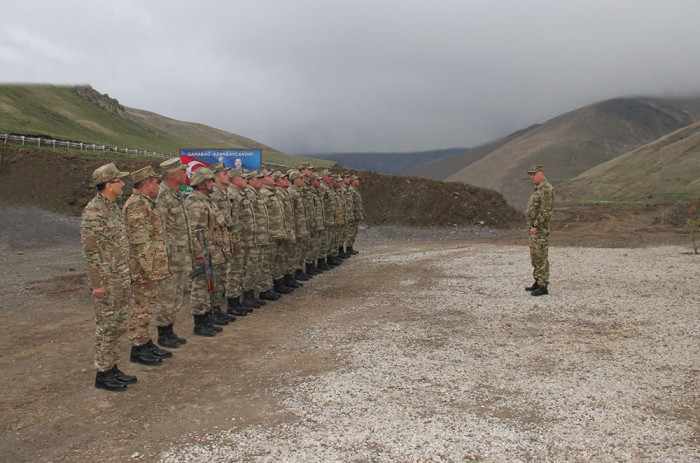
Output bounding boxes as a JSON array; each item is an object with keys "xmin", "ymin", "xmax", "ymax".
[{"xmin": 188, "ymin": 228, "xmax": 217, "ymax": 310}]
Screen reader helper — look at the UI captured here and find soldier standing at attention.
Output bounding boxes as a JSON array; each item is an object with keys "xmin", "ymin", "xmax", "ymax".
[
  {"xmin": 525, "ymin": 164, "xmax": 555, "ymax": 296},
  {"xmin": 187, "ymin": 167, "xmax": 231, "ymax": 336},
  {"xmin": 123, "ymin": 166, "xmax": 172, "ymax": 366},
  {"xmin": 155, "ymin": 158, "xmax": 192, "ymax": 348},
  {"xmin": 81, "ymin": 163, "xmax": 136, "ymax": 391}
]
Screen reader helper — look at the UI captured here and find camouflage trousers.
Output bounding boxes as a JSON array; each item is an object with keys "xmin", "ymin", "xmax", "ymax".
[
  {"xmin": 93, "ymin": 275, "xmax": 130, "ymax": 372},
  {"xmin": 130, "ymin": 280, "xmax": 156, "ymax": 346},
  {"xmin": 314, "ymin": 229, "xmax": 328, "ymax": 260},
  {"xmin": 241, "ymin": 246, "xmax": 256, "ymax": 292},
  {"xmin": 191, "ymin": 262, "xmax": 226, "ymax": 315},
  {"xmin": 226, "ymin": 249, "xmax": 244, "ymax": 298},
  {"xmin": 254, "ymin": 244, "xmax": 274, "ymax": 293},
  {"xmin": 347, "ymin": 221, "xmax": 358, "ymax": 246},
  {"xmin": 529, "ymin": 230, "xmax": 550, "ymax": 286},
  {"xmin": 155, "ymin": 246, "xmax": 191, "ymax": 327}
]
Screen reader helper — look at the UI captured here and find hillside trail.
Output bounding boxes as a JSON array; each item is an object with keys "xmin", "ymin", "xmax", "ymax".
[{"xmin": 0, "ymin": 201, "xmax": 689, "ymax": 462}]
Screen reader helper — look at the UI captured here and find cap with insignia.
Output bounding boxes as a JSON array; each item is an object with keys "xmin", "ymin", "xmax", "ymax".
[
  {"xmin": 527, "ymin": 164, "xmax": 544, "ymax": 174},
  {"xmin": 131, "ymin": 166, "xmax": 160, "ymax": 184},
  {"xmin": 211, "ymin": 162, "xmax": 229, "ymax": 174},
  {"xmin": 91, "ymin": 163, "xmax": 129, "ymax": 186},
  {"xmin": 189, "ymin": 167, "xmax": 215, "ymax": 186},
  {"xmin": 160, "ymin": 157, "xmax": 185, "ymax": 174}
]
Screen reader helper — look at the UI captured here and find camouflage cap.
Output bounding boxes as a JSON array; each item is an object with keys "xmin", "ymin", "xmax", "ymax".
[
  {"xmin": 298, "ymin": 162, "xmax": 315, "ymax": 169},
  {"xmin": 189, "ymin": 167, "xmax": 215, "ymax": 186},
  {"xmin": 92, "ymin": 163, "xmax": 129, "ymax": 186},
  {"xmin": 527, "ymin": 164, "xmax": 544, "ymax": 174},
  {"xmin": 160, "ymin": 157, "xmax": 185, "ymax": 174},
  {"xmin": 271, "ymin": 170, "xmax": 284, "ymax": 180},
  {"xmin": 229, "ymin": 167, "xmax": 245, "ymax": 177},
  {"xmin": 319, "ymin": 169, "xmax": 331, "ymax": 177},
  {"xmin": 131, "ymin": 166, "xmax": 160, "ymax": 185},
  {"xmin": 287, "ymin": 169, "xmax": 302, "ymax": 181},
  {"xmin": 211, "ymin": 162, "xmax": 230, "ymax": 174}
]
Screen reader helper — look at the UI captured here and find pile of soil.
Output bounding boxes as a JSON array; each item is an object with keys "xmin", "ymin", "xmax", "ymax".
[{"xmin": 0, "ymin": 147, "xmax": 523, "ymax": 228}]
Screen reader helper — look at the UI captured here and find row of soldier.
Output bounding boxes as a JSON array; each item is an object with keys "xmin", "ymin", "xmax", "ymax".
[{"xmin": 81, "ymin": 159, "xmax": 365, "ymax": 391}]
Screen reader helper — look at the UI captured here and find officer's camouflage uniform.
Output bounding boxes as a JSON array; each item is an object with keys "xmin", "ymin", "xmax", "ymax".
[
  {"xmin": 211, "ymin": 182, "xmax": 239, "ymax": 298},
  {"xmin": 349, "ymin": 182, "xmax": 365, "ymax": 248},
  {"xmin": 155, "ymin": 180, "xmax": 193, "ymax": 327},
  {"xmin": 259, "ymin": 183, "xmax": 290, "ymax": 281},
  {"xmin": 81, "ymin": 192, "xmax": 130, "ymax": 373},
  {"xmin": 186, "ymin": 189, "xmax": 229, "ymax": 315},
  {"xmin": 124, "ymin": 188, "xmax": 170, "ymax": 346},
  {"xmin": 310, "ymin": 182, "xmax": 327, "ymax": 260},
  {"xmin": 527, "ymin": 178, "xmax": 555, "ymax": 286},
  {"xmin": 318, "ymin": 180, "xmax": 336, "ymax": 258},
  {"xmin": 231, "ymin": 183, "xmax": 256, "ymax": 295},
  {"xmin": 275, "ymin": 185, "xmax": 297, "ymax": 277}
]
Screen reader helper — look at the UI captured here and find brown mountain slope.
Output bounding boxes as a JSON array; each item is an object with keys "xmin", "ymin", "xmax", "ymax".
[
  {"xmin": 0, "ymin": 147, "xmax": 522, "ymax": 229},
  {"xmin": 404, "ymin": 124, "xmax": 541, "ymax": 180},
  {"xmin": 446, "ymin": 97, "xmax": 700, "ymax": 209},
  {"xmin": 560, "ymin": 121, "xmax": 700, "ymax": 202}
]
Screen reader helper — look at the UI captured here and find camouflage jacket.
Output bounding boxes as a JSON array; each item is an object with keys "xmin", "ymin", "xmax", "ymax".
[
  {"xmin": 288, "ymin": 185, "xmax": 310, "ymax": 239},
  {"xmin": 227, "ymin": 185, "xmax": 248, "ymax": 245},
  {"xmin": 275, "ymin": 187, "xmax": 297, "ymax": 242},
  {"xmin": 245, "ymin": 187, "xmax": 271, "ymax": 246},
  {"xmin": 300, "ymin": 183, "xmax": 323, "ymax": 233},
  {"xmin": 259, "ymin": 185, "xmax": 289, "ymax": 240},
  {"xmin": 156, "ymin": 182, "xmax": 193, "ymax": 268},
  {"xmin": 80, "ymin": 193, "xmax": 130, "ymax": 288},
  {"xmin": 123, "ymin": 190, "xmax": 170, "ymax": 282},
  {"xmin": 318, "ymin": 183, "xmax": 336, "ymax": 227},
  {"xmin": 310, "ymin": 187, "xmax": 327, "ymax": 231},
  {"xmin": 333, "ymin": 186, "xmax": 347, "ymax": 226},
  {"xmin": 350, "ymin": 185, "xmax": 365, "ymax": 221},
  {"xmin": 186, "ymin": 191, "xmax": 228, "ymax": 266},
  {"xmin": 342, "ymin": 185, "xmax": 355, "ymax": 223},
  {"xmin": 526, "ymin": 179, "xmax": 555, "ymax": 230}
]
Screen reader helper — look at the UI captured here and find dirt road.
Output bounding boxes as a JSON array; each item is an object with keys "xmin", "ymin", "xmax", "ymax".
[{"xmin": 0, "ymin": 203, "xmax": 697, "ymax": 462}]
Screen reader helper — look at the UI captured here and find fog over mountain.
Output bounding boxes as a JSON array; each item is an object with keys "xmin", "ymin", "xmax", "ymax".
[{"xmin": 3, "ymin": 1, "xmax": 700, "ymax": 153}]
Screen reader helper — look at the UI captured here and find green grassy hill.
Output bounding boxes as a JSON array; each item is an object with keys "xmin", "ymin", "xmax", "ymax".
[
  {"xmin": 0, "ymin": 84, "xmax": 334, "ymax": 168},
  {"xmin": 444, "ymin": 97, "xmax": 700, "ymax": 209},
  {"xmin": 560, "ymin": 121, "xmax": 700, "ymax": 203}
]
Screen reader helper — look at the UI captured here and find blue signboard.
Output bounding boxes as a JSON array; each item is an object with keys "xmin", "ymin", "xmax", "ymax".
[{"xmin": 180, "ymin": 149, "xmax": 262, "ymax": 174}]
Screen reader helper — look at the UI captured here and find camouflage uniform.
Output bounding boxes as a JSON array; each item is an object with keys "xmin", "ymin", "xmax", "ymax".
[
  {"xmin": 211, "ymin": 181, "xmax": 239, "ymax": 298},
  {"xmin": 246, "ymin": 183, "xmax": 273, "ymax": 294},
  {"xmin": 349, "ymin": 181, "xmax": 365, "ymax": 247},
  {"xmin": 155, "ymin": 174, "xmax": 193, "ymax": 327},
  {"xmin": 230, "ymin": 182, "xmax": 256, "ymax": 295},
  {"xmin": 187, "ymin": 187, "xmax": 229, "ymax": 316},
  {"xmin": 287, "ymin": 179, "xmax": 310, "ymax": 273},
  {"xmin": 124, "ymin": 186, "xmax": 170, "ymax": 346},
  {"xmin": 81, "ymin": 168, "xmax": 130, "ymax": 373},
  {"xmin": 259, "ymin": 183, "xmax": 290, "ymax": 281},
  {"xmin": 526, "ymin": 175, "xmax": 555, "ymax": 287},
  {"xmin": 274, "ymin": 184, "xmax": 297, "ymax": 277}
]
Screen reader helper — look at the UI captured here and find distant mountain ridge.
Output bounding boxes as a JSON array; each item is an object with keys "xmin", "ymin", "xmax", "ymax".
[{"xmin": 303, "ymin": 148, "xmax": 470, "ymax": 175}]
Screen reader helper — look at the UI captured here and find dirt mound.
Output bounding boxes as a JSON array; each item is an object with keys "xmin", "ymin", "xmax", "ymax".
[{"xmin": 0, "ymin": 147, "xmax": 523, "ymax": 228}]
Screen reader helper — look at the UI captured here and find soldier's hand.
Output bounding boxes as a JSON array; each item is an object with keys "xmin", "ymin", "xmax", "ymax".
[
  {"xmin": 194, "ymin": 251, "xmax": 204, "ymax": 261},
  {"xmin": 92, "ymin": 287, "xmax": 106, "ymax": 298},
  {"xmin": 530, "ymin": 226, "xmax": 537, "ymax": 235}
]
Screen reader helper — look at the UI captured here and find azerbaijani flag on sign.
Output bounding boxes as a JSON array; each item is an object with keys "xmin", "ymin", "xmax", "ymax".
[{"xmin": 179, "ymin": 149, "xmax": 262, "ymax": 179}]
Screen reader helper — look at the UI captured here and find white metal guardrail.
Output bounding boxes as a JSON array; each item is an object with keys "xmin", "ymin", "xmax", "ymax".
[{"xmin": 0, "ymin": 133, "xmax": 173, "ymax": 158}]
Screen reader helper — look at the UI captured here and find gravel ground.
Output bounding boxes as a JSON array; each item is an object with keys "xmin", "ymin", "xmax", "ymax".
[{"xmin": 160, "ymin": 243, "xmax": 700, "ymax": 463}]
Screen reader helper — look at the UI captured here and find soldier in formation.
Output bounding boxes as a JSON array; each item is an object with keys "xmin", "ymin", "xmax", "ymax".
[{"xmin": 82, "ymin": 159, "xmax": 365, "ymax": 391}]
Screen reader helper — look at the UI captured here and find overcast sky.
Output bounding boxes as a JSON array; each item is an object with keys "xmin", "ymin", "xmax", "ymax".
[{"xmin": 2, "ymin": 0, "xmax": 700, "ymax": 153}]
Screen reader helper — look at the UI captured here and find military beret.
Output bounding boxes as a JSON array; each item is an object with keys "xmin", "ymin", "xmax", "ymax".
[
  {"xmin": 189, "ymin": 167, "xmax": 215, "ymax": 186},
  {"xmin": 160, "ymin": 157, "xmax": 185, "ymax": 174},
  {"xmin": 527, "ymin": 164, "xmax": 544, "ymax": 174},
  {"xmin": 92, "ymin": 163, "xmax": 129, "ymax": 186},
  {"xmin": 131, "ymin": 166, "xmax": 160, "ymax": 185}
]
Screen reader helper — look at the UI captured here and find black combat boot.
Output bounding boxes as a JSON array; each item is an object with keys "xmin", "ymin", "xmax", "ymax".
[
  {"xmin": 531, "ymin": 285, "xmax": 549, "ymax": 296},
  {"xmin": 95, "ymin": 369, "xmax": 128, "ymax": 391},
  {"xmin": 169, "ymin": 324, "xmax": 187, "ymax": 345},
  {"xmin": 145, "ymin": 339, "xmax": 173, "ymax": 358},
  {"xmin": 338, "ymin": 246, "xmax": 348, "ymax": 258},
  {"xmin": 274, "ymin": 278, "xmax": 293, "ymax": 294},
  {"xmin": 304, "ymin": 263, "xmax": 318, "ymax": 276},
  {"xmin": 317, "ymin": 258, "xmax": 331, "ymax": 271},
  {"xmin": 244, "ymin": 290, "xmax": 263, "ymax": 308},
  {"xmin": 525, "ymin": 281, "xmax": 540, "ymax": 292},
  {"xmin": 208, "ymin": 306, "xmax": 230, "ymax": 325},
  {"xmin": 347, "ymin": 246, "xmax": 358, "ymax": 255},
  {"xmin": 284, "ymin": 274, "xmax": 302, "ymax": 288},
  {"xmin": 259, "ymin": 289, "xmax": 280, "ymax": 300},
  {"xmin": 193, "ymin": 314, "xmax": 217, "ymax": 337},
  {"xmin": 157, "ymin": 325, "xmax": 181, "ymax": 349},
  {"xmin": 111, "ymin": 365, "xmax": 137, "ymax": 384},
  {"xmin": 130, "ymin": 344, "xmax": 162, "ymax": 366},
  {"xmin": 295, "ymin": 269, "xmax": 311, "ymax": 281},
  {"xmin": 227, "ymin": 297, "xmax": 248, "ymax": 316}
]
